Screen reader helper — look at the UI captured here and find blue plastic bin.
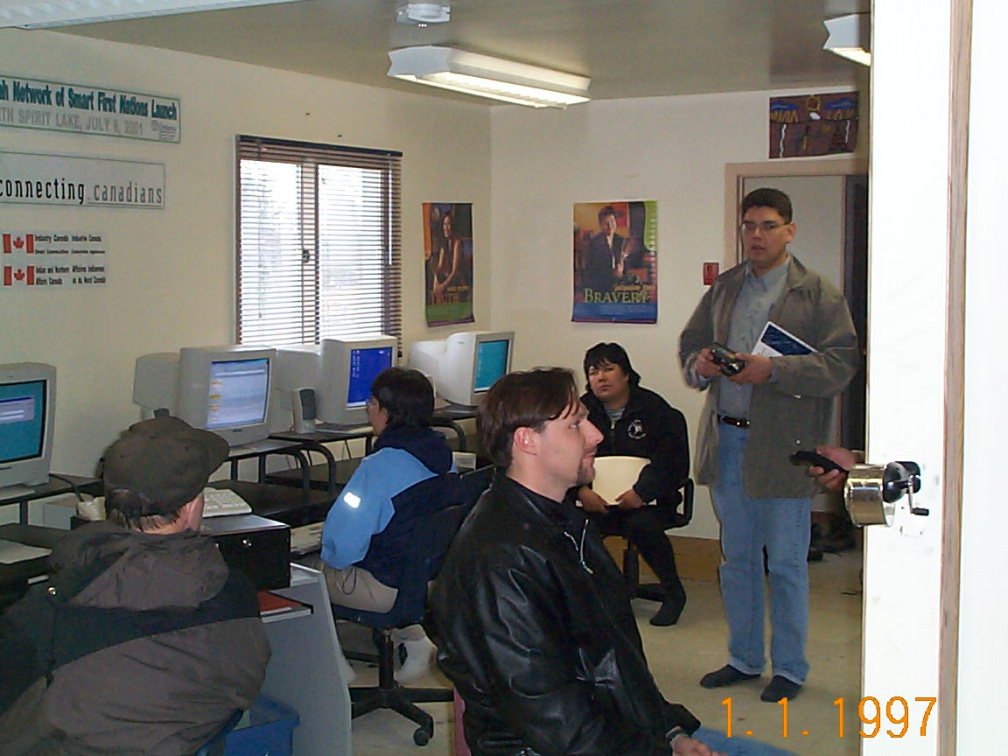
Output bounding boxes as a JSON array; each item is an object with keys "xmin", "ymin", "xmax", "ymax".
[{"xmin": 224, "ymin": 696, "xmax": 299, "ymax": 756}]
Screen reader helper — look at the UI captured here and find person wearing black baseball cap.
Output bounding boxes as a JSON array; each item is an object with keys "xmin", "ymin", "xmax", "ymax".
[{"xmin": 0, "ymin": 417, "xmax": 270, "ymax": 755}]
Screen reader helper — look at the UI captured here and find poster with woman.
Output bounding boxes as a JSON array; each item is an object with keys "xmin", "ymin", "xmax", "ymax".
[
  {"xmin": 573, "ymin": 200, "xmax": 658, "ymax": 323},
  {"xmin": 424, "ymin": 202, "xmax": 474, "ymax": 327}
]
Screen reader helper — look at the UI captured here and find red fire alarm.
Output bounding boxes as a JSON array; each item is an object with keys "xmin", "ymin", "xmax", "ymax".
[{"xmin": 703, "ymin": 262, "xmax": 719, "ymax": 286}]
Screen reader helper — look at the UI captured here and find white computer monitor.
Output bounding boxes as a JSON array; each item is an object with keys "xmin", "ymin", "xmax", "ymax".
[
  {"xmin": 133, "ymin": 352, "xmax": 180, "ymax": 418},
  {"xmin": 269, "ymin": 344, "xmax": 322, "ymax": 432},
  {"xmin": 315, "ymin": 335, "xmax": 397, "ymax": 427},
  {"xmin": 408, "ymin": 330, "xmax": 514, "ymax": 408},
  {"xmin": 0, "ymin": 362, "xmax": 56, "ymax": 495},
  {"xmin": 134, "ymin": 346, "xmax": 275, "ymax": 447}
]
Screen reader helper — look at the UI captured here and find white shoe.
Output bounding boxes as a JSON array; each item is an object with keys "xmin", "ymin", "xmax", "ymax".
[
  {"xmin": 337, "ymin": 649, "xmax": 357, "ymax": 686},
  {"xmin": 394, "ymin": 636, "xmax": 435, "ymax": 685}
]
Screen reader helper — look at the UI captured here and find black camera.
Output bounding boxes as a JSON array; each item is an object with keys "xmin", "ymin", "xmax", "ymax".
[{"xmin": 710, "ymin": 343, "xmax": 746, "ymax": 376}]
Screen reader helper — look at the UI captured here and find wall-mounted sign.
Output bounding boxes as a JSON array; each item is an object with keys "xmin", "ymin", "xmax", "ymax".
[
  {"xmin": 2, "ymin": 231, "xmax": 107, "ymax": 289},
  {"xmin": 769, "ymin": 91, "xmax": 858, "ymax": 159},
  {"xmin": 0, "ymin": 74, "xmax": 180, "ymax": 143},
  {"xmin": 0, "ymin": 151, "xmax": 165, "ymax": 209}
]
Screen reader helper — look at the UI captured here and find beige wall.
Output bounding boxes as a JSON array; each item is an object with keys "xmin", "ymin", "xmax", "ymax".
[
  {"xmin": 1, "ymin": 27, "xmax": 864, "ymax": 541},
  {"xmin": 0, "ymin": 28, "xmax": 491, "ymax": 480},
  {"xmin": 488, "ymin": 90, "xmax": 865, "ymax": 538}
]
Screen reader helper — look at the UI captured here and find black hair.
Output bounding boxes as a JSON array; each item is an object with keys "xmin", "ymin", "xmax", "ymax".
[
  {"xmin": 477, "ymin": 368, "xmax": 580, "ymax": 469},
  {"xmin": 582, "ymin": 342, "xmax": 641, "ymax": 391},
  {"xmin": 741, "ymin": 187, "xmax": 793, "ymax": 224},
  {"xmin": 105, "ymin": 488, "xmax": 182, "ymax": 531},
  {"xmin": 597, "ymin": 205, "xmax": 617, "ymax": 223},
  {"xmin": 370, "ymin": 366, "xmax": 434, "ymax": 430}
]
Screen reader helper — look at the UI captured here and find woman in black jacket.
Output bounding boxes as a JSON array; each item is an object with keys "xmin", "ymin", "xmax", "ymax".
[{"xmin": 577, "ymin": 342, "xmax": 690, "ymax": 625}]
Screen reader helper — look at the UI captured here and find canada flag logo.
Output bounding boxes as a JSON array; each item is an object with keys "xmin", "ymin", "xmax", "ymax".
[{"xmin": 3, "ymin": 233, "xmax": 37, "ymax": 287}]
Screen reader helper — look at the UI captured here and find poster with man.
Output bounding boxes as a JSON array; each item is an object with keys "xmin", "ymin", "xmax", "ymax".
[
  {"xmin": 573, "ymin": 201, "xmax": 658, "ymax": 323},
  {"xmin": 424, "ymin": 202, "xmax": 474, "ymax": 327}
]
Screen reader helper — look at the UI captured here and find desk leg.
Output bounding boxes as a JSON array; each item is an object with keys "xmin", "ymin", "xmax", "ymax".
[{"xmin": 262, "ymin": 565, "xmax": 352, "ymax": 756}]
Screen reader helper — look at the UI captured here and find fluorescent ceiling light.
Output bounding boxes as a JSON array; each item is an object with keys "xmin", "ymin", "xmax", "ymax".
[
  {"xmin": 0, "ymin": 0, "xmax": 308, "ymax": 29},
  {"xmin": 824, "ymin": 13, "xmax": 871, "ymax": 66},
  {"xmin": 388, "ymin": 45, "xmax": 590, "ymax": 108}
]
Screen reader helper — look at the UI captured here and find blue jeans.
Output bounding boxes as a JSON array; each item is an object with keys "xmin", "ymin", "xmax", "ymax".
[{"xmin": 711, "ymin": 424, "xmax": 811, "ymax": 684}]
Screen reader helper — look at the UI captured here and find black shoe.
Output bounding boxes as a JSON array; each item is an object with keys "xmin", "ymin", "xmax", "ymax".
[
  {"xmin": 700, "ymin": 664, "xmax": 760, "ymax": 689},
  {"xmin": 650, "ymin": 582, "xmax": 686, "ymax": 626},
  {"xmin": 760, "ymin": 675, "xmax": 802, "ymax": 702}
]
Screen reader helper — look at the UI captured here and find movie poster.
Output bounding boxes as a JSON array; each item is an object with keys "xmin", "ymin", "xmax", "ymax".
[
  {"xmin": 424, "ymin": 202, "xmax": 474, "ymax": 327},
  {"xmin": 572, "ymin": 201, "xmax": 657, "ymax": 323}
]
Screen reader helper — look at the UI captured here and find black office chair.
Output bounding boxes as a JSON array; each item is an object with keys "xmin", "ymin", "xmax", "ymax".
[
  {"xmin": 331, "ymin": 468, "xmax": 492, "ymax": 746},
  {"xmin": 618, "ymin": 478, "xmax": 694, "ymax": 602}
]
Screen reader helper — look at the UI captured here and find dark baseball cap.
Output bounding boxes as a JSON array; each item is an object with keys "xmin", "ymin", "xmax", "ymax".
[{"xmin": 102, "ymin": 416, "xmax": 230, "ymax": 515}]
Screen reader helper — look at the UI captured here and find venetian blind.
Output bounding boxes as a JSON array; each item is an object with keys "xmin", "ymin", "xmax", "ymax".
[{"xmin": 235, "ymin": 135, "xmax": 402, "ymax": 347}]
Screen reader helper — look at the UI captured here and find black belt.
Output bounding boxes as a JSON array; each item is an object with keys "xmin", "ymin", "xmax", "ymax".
[{"xmin": 719, "ymin": 415, "xmax": 750, "ymax": 428}]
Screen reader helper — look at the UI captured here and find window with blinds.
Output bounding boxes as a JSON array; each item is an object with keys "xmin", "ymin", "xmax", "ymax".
[{"xmin": 236, "ymin": 135, "xmax": 402, "ymax": 347}]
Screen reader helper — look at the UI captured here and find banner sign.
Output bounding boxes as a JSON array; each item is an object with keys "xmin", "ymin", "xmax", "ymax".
[
  {"xmin": 0, "ymin": 74, "xmax": 181, "ymax": 143},
  {"xmin": 0, "ymin": 151, "xmax": 165, "ymax": 209},
  {"xmin": 573, "ymin": 201, "xmax": 658, "ymax": 324},
  {"xmin": 2, "ymin": 230, "xmax": 107, "ymax": 289}
]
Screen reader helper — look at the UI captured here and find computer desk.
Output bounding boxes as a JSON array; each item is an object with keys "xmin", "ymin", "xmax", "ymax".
[
  {"xmin": 0, "ymin": 474, "xmax": 103, "ymax": 526},
  {"xmin": 261, "ymin": 563, "xmax": 352, "ymax": 756},
  {"xmin": 267, "ymin": 406, "xmax": 475, "ymax": 492}
]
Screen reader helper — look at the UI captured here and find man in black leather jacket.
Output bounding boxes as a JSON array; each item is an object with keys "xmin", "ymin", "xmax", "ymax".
[{"xmin": 428, "ymin": 368, "xmax": 720, "ymax": 756}]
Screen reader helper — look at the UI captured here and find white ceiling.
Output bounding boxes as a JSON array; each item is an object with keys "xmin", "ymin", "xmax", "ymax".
[{"xmin": 54, "ymin": 0, "xmax": 871, "ymax": 104}]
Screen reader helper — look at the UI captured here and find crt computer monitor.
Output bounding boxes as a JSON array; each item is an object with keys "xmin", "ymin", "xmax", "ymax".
[
  {"xmin": 0, "ymin": 362, "xmax": 56, "ymax": 495},
  {"xmin": 315, "ymin": 336, "xmax": 396, "ymax": 427},
  {"xmin": 408, "ymin": 331, "xmax": 514, "ymax": 407},
  {"xmin": 176, "ymin": 346, "xmax": 275, "ymax": 447},
  {"xmin": 269, "ymin": 344, "xmax": 322, "ymax": 431}
]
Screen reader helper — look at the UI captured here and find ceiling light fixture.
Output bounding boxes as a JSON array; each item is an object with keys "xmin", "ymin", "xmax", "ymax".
[
  {"xmin": 0, "ymin": 0, "xmax": 308, "ymax": 29},
  {"xmin": 823, "ymin": 13, "xmax": 871, "ymax": 66},
  {"xmin": 388, "ymin": 45, "xmax": 590, "ymax": 108},
  {"xmin": 396, "ymin": 3, "xmax": 450, "ymax": 26}
]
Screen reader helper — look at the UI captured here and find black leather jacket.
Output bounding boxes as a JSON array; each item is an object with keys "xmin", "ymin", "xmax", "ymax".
[{"xmin": 428, "ymin": 474, "xmax": 699, "ymax": 756}]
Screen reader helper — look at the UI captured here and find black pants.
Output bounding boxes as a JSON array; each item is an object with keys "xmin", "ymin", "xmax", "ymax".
[{"xmin": 589, "ymin": 504, "xmax": 683, "ymax": 593}]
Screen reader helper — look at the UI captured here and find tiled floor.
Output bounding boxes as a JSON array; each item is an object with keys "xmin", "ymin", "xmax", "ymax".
[{"xmin": 341, "ymin": 544, "xmax": 863, "ymax": 756}]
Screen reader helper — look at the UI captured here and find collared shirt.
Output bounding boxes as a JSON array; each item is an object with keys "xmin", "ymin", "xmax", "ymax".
[{"xmin": 717, "ymin": 257, "xmax": 790, "ymax": 419}]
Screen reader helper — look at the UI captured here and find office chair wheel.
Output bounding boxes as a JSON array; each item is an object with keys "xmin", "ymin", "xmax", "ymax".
[{"xmin": 413, "ymin": 724, "xmax": 432, "ymax": 746}]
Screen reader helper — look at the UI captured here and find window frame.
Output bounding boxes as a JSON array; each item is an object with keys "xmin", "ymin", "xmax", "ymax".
[{"xmin": 235, "ymin": 135, "xmax": 402, "ymax": 347}]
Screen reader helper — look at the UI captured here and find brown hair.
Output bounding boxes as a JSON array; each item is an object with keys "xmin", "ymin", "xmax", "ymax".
[{"xmin": 477, "ymin": 368, "xmax": 580, "ymax": 468}]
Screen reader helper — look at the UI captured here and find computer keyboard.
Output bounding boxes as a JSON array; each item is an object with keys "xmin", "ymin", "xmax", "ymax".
[
  {"xmin": 0, "ymin": 538, "xmax": 52, "ymax": 564},
  {"xmin": 202, "ymin": 487, "xmax": 253, "ymax": 518},
  {"xmin": 289, "ymin": 522, "xmax": 324, "ymax": 554}
]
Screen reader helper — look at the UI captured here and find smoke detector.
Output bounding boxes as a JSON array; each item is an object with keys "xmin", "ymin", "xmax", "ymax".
[{"xmin": 396, "ymin": 3, "xmax": 450, "ymax": 26}]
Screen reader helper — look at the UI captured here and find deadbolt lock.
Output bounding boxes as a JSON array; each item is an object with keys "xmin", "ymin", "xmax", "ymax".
[{"xmin": 844, "ymin": 461, "xmax": 925, "ymax": 527}]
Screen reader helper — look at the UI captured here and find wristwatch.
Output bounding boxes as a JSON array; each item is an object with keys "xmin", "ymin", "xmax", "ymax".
[{"xmin": 665, "ymin": 725, "xmax": 688, "ymax": 750}]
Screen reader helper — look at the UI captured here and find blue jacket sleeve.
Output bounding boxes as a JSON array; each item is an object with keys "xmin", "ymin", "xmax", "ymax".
[{"xmin": 320, "ymin": 455, "xmax": 396, "ymax": 569}]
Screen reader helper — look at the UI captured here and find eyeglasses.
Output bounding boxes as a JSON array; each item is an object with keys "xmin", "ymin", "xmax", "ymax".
[{"xmin": 740, "ymin": 220, "xmax": 787, "ymax": 234}]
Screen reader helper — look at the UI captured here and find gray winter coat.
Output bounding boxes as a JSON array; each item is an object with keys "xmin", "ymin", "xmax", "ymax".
[{"xmin": 678, "ymin": 255, "xmax": 859, "ymax": 498}]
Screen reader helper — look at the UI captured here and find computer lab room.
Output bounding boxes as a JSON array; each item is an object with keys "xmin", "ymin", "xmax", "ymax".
[{"xmin": 0, "ymin": 0, "xmax": 1003, "ymax": 753}]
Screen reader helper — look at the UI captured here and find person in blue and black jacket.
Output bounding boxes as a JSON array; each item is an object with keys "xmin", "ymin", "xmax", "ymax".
[{"xmin": 320, "ymin": 366, "xmax": 455, "ymax": 683}]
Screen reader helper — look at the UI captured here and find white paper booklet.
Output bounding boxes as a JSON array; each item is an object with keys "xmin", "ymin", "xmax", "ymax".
[
  {"xmin": 591, "ymin": 456, "xmax": 651, "ymax": 505},
  {"xmin": 752, "ymin": 321, "xmax": 818, "ymax": 358}
]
